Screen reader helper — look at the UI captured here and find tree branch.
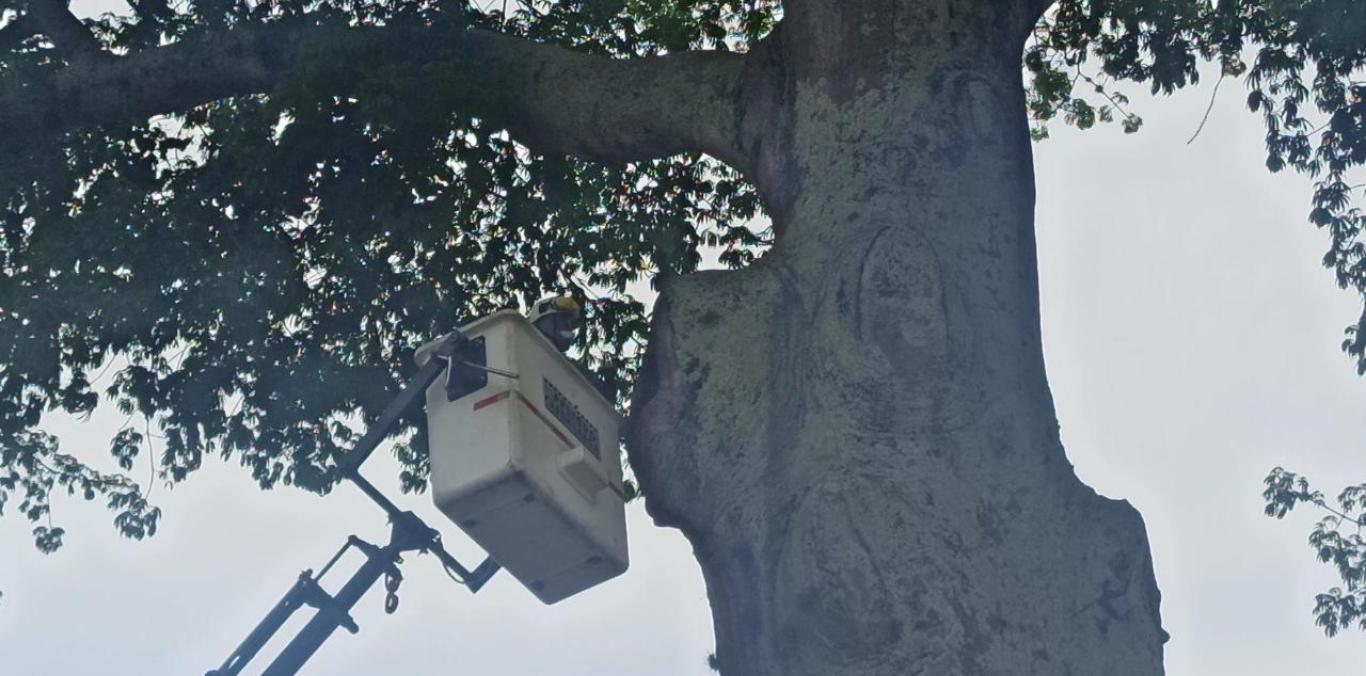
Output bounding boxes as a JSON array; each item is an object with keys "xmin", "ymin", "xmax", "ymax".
[
  {"xmin": 20, "ymin": 0, "xmax": 103, "ymax": 58},
  {"xmin": 0, "ymin": 17, "xmax": 749, "ymax": 165},
  {"xmin": 0, "ymin": 16, "xmax": 38, "ymax": 52}
]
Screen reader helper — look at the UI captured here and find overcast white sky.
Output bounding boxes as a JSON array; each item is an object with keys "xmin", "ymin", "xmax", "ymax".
[{"xmin": 3, "ymin": 4, "xmax": 1365, "ymax": 675}]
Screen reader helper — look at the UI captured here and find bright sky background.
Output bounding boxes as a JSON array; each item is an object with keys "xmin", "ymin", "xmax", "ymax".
[{"xmin": 2, "ymin": 4, "xmax": 1365, "ymax": 675}]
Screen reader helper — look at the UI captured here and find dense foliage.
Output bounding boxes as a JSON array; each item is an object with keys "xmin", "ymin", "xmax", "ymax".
[{"xmin": 1, "ymin": 5, "xmax": 1363, "ymax": 626}]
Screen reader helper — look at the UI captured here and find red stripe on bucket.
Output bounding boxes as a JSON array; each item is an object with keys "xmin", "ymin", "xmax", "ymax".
[{"xmin": 472, "ymin": 391, "xmax": 510, "ymax": 411}]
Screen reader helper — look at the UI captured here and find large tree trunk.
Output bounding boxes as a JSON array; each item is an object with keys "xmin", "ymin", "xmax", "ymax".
[{"xmin": 629, "ymin": 2, "xmax": 1167, "ymax": 674}]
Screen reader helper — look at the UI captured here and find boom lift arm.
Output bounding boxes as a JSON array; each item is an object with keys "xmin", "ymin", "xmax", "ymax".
[{"xmin": 207, "ymin": 332, "xmax": 499, "ymax": 676}]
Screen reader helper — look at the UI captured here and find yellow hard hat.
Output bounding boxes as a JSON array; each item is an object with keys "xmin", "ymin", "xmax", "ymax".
[
  {"xmin": 530, "ymin": 295, "xmax": 581, "ymax": 352},
  {"xmin": 550, "ymin": 295, "xmax": 580, "ymax": 316}
]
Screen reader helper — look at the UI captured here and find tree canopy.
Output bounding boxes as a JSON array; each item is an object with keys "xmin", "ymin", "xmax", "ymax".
[{"xmin": 1, "ymin": 0, "xmax": 1363, "ymax": 596}]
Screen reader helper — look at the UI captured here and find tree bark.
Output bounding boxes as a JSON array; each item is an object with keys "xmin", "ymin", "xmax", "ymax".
[{"xmin": 629, "ymin": 2, "xmax": 1167, "ymax": 674}]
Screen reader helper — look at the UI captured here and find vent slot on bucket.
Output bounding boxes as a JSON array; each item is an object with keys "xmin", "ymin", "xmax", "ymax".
[{"xmin": 544, "ymin": 378, "xmax": 601, "ymax": 459}]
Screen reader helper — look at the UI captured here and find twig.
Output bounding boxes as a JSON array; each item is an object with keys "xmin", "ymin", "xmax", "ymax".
[
  {"xmin": 1187, "ymin": 72, "xmax": 1226, "ymax": 145},
  {"xmin": 144, "ymin": 418, "xmax": 156, "ymax": 499}
]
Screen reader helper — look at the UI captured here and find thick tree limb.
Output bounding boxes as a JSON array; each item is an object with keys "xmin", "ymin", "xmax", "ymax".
[{"xmin": 0, "ymin": 17, "xmax": 749, "ymax": 164}]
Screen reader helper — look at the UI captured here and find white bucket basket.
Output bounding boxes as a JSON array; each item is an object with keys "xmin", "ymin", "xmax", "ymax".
[{"xmin": 415, "ymin": 310, "xmax": 628, "ymax": 604}]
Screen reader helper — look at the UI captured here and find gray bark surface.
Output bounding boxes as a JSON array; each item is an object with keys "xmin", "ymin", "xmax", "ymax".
[{"xmin": 629, "ymin": 2, "xmax": 1167, "ymax": 674}]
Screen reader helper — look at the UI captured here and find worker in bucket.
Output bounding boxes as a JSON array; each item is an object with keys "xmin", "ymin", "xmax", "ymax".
[
  {"xmin": 528, "ymin": 295, "xmax": 620, "ymax": 400},
  {"xmin": 529, "ymin": 295, "xmax": 581, "ymax": 353}
]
